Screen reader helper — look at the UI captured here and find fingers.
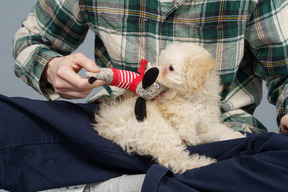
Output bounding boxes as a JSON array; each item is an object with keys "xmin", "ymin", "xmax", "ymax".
[
  {"xmin": 58, "ymin": 66, "xmax": 102, "ymax": 89},
  {"xmin": 53, "ymin": 73, "xmax": 105, "ymax": 99},
  {"xmin": 62, "ymin": 53, "xmax": 104, "ymax": 89},
  {"xmin": 45, "ymin": 53, "xmax": 105, "ymax": 99},
  {"xmin": 281, "ymin": 125, "xmax": 288, "ymax": 134},
  {"xmin": 54, "ymin": 79, "xmax": 105, "ymax": 99},
  {"xmin": 71, "ymin": 53, "xmax": 100, "ymax": 73},
  {"xmin": 280, "ymin": 115, "xmax": 288, "ymax": 133},
  {"xmin": 282, "ymin": 127, "xmax": 288, "ymax": 134}
]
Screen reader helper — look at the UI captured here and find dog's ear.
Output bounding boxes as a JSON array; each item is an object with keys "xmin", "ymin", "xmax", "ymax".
[{"xmin": 185, "ymin": 56, "xmax": 215, "ymax": 92}]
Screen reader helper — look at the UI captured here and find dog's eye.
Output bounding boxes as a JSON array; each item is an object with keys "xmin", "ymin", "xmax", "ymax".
[{"xmin": 169, "ymin": 66, "xmax": 174, "ymax": 71}]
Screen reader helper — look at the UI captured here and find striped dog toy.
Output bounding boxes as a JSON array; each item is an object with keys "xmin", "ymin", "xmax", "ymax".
[{"xmin": 86, "ymin": 59, "xmax": 167, "ymax": 122}]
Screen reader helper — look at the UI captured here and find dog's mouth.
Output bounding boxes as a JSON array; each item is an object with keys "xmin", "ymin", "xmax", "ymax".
[{"xmin": 154, "ymin": 88, "xmax": 170, "ymax": 100}]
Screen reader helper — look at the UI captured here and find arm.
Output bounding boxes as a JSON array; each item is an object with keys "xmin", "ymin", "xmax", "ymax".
[
  {"xmin": 245, "ymin": 0, "xmax": 288, "ymax": 133},
  {"xmin": 12, "ymin": 0, "xmax": 102, "ymax": 100}
]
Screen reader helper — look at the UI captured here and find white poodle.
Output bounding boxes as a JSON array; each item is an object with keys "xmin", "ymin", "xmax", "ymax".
[{"xmin": 93, "ymin": 43, "xmax": 245, "ymax": 174}]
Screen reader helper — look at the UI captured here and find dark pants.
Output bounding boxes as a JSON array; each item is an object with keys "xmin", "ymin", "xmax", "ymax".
[{"xmin": 0, "ymin": 94, "xmax": 288, "ymax": 192}]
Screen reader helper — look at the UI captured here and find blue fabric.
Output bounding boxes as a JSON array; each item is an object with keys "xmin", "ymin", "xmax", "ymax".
[
  {"xmin": 0, "ymin": 94, "xmax": 288, "ymax": 192},
  {"xmin": 143, "ymin": 134, "xmax": 288, "ymax": 192}
]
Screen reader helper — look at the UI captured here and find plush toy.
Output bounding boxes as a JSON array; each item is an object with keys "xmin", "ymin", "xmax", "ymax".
[{"xmin": 86, "ymin": 59, "xmax": 167, "ymax": 122}]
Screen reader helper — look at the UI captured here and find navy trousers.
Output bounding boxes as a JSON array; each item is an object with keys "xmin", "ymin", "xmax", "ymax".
[{"xmin": 0, "ymin": 94, "xmax": 288, "ymax": 192}]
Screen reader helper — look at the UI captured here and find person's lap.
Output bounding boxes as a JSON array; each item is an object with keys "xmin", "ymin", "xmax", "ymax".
[
  {"xmin": 1, "ymin": 94, "xmax": 288, "ymax": 192},
  {"xmin": 0, "ymin": 95, "xmax": 150, "ymax": 191}
]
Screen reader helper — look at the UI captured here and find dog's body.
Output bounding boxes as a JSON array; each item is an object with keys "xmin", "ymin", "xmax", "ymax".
[{"xmin": 93, "ymin": 43, "xmax": 245, "ymax": 174}]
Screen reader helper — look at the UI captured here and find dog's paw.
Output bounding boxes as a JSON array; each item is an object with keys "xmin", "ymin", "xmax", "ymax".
[
  {"xmin": 188, "ymin": 154, "xmax": 217, "ymax": 168},
  {"xmin": 163, "ymin": 153, "xmax": 217, "ymax": 174},
  {"xmin": 183, "ymin": 137, "xmax": 202, "ymax": 146},
  {"xmin": 181, "ymin": 135, "xmax": 202, "ymax": 146}
]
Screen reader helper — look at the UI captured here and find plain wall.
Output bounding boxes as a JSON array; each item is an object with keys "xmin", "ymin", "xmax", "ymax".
[{"xmin": 0, "ymin": 0, "xmax": 278, "ymax": 133}]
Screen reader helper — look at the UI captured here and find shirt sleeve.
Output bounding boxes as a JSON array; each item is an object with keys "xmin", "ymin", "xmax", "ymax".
[
  {"xmin": 12, "ymin": 0, "xmax": 89, "ymax": 100},
  {"xmin": 245, "ymin": 0, "xmax": 288, "ymax": 130}
]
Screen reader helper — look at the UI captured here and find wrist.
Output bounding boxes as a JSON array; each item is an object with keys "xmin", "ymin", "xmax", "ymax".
[
  {"xmin": 39, "ymin": 57, "xmax": 62, "ymax": 100},
  {"xmin": 42, "ymin": 57, "xmax": 62, "ymax": 83}
]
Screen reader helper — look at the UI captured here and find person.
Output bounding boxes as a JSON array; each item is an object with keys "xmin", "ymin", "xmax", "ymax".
[{"xmin": 1, "ymin": 0, "xmax": 288, "ymax": 191}]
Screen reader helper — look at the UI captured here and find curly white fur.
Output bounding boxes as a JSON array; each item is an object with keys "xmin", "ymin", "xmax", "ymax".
[{"xmin": 93, "ymin": 43, "xmax": 245, "ymax": 174}]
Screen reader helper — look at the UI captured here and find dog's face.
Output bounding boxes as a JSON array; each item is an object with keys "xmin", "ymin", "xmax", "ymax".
[{"xmin": 155, "ymin": 43, "xmax": 215, "ymax": 102}]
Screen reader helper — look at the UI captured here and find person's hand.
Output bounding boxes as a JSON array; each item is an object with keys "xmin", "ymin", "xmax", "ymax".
[
  {"xmin": 43, "ymin": 53, "xmax": 105, "ymax": 99},
  {"xmin": 280, "ymin": 114, "xmax": 288, "ymax": 133}
]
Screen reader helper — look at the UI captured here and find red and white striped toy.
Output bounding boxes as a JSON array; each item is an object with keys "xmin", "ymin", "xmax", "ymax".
[
  {"xmin": 109, "ymin": 59, "xmax": 149, "ymax": 94},
  {"xmin": 86, "ymin": 59, "xmax": 167, "ymax": 121}
]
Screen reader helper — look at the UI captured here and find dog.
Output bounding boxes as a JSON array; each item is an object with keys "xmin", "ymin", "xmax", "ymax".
[{"xmin": 93, "ymin": 43, "xmax": 245, "ymax": 174}]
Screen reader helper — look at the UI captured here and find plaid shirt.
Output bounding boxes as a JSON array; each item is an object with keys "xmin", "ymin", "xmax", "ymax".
[{"xmin": 13, "ymin": 0, "xmax": 288, "ymax": 133}]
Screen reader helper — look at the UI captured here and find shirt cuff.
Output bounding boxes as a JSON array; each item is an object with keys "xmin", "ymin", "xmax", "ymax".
[{"xmin": 37, "ymin": 48, "xmax": 62, "ymax": 100}]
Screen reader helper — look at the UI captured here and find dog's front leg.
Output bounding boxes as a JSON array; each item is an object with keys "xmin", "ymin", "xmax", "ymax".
[
  {"xmin": 172, "ymin": 115, "xmax": 203, "ymax": 146},
  {"xmin": 157, "ymin": 105, "xmax": 202, "ymax": 146},
  {"xmin": 135, "ymin": 119, "xmax": 215, "ymax": 174},
  {"xmin": 177, "ymin": 125, "xmax": 202, "ymax": 146},
  {"xmin": 155, "ymin": 143, "xmax": 216, "ymax": 174}
]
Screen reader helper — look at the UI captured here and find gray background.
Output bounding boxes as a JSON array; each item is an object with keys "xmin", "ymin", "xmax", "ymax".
[{"xmin": 0, "ymin": 1, "xmax": 278, "ymax": 133}]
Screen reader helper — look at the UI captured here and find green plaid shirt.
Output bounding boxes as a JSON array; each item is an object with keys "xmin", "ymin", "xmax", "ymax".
[{"xmin": 13, "ymin": 0, "xmax": 288, "ymax": 133}]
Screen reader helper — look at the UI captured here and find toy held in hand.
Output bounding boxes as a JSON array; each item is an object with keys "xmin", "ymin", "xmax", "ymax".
[{"xmin": 85, "ymin": 59, "xmax": 167, "ymax": 122}]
